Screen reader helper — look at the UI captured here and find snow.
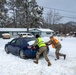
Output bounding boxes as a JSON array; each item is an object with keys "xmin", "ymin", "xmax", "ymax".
[
  {"xmin": 0, "ymin": 28, "xmax": 53, "ymax": 32},
  {"xmin": 0, "ymin": 36, "xmax": 76, "ymax": 75},
  {"xmin": 0, "ymin": 28, "xmax": 27, "ymax": 32},
  {"xmin": 38, "ymin": 28, "xmax": 54, "ymax": 32}
]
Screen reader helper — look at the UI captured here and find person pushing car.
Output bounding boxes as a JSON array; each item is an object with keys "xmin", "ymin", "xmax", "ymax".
[
  {"xmin": 46, "ymin": 36, "xmax": 66, "ymax": 60},
  {"xmin": 32, "ymin": 34, "xmax": 51, "ymax": 66}
]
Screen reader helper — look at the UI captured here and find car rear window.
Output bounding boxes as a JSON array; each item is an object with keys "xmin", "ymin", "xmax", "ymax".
[
  {"xmin": 24, "ymin": 37, "xmax": 36, "ymax": 42},
  {"xmin": 16, "ymin": 39, "xmax": 22, "ymax": 45}
]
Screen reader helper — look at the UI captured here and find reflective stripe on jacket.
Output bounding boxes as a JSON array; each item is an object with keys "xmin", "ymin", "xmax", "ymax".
[
  {"xmin": 51, "ymin": 37, "xmax": 59, "ymax": 48},
  {"xmin": 37, "ymin": 37, "xmax": 46, "ymax": 48}
]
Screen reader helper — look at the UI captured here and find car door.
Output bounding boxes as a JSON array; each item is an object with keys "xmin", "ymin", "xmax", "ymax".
[
  {"xmin": 7, "ymin": 39, "xmax": 17, "ymax": 54},
  {"xmin": 14, "ymin": 39, "xmax": 22, "ymax": 55},
  {"xmin": 8, "ymin": 39, "xmax": 21, "ymax": 55}
]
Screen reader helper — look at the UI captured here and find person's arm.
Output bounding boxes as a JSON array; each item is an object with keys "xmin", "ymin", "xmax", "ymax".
[
  {"xmin": 45, "ymin": 40, "xmax": 51, "ymax": 45},
  {"xmin": 32, "ymin": 39, "xmax": 38, "ymax": 47}
]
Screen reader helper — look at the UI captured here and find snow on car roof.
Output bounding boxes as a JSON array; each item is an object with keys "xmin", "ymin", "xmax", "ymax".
[
  {"xmin": 38, "ymin": 28, "xmax": 54, "ymax": 32},
  {"xmin": 2, "ymin": 33, "xmax": 10, "ymax": 35}
]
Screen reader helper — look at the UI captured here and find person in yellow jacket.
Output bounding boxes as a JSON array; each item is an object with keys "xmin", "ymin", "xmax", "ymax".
[
  {"xmin": 46, "ymin": 36, "xmax": 66, "ymax": 60},
  {"xmin": 32, "ymin": 34, "xmax": 51, "ymax": 66}
]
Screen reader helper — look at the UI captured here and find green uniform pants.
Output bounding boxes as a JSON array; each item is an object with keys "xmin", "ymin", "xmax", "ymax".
[
  {"xmin": 55, "ymin": 44, "xmax": 65, "ymax": 59},
  {"xmin": 36, "ymin": 46, "xmax": 50, "ymax": 62}
]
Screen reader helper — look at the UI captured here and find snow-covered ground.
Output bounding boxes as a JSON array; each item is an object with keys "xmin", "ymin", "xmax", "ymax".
[{"xmin": 0, "ymin": 36, "xmax": 76, "ymax": 75}]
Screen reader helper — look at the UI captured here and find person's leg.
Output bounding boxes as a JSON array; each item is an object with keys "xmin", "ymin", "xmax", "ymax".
[
  {"xmin": 59, "ymin": 52, "xmax": 66, "ymax": 60},
  {"xmin": 43, "ymin": 47, "xmax": 52, "ymax": 66},
  {"xmin": 55, "ymin": 48, "xmax": 60, "ymax": 59},
  {"xmin": 55, "ymin": 47, "xmax": 66, "ymax": 60},
  {"xmin": 34, "ymin": 47, "xmax": 43, "ymax": 64}
]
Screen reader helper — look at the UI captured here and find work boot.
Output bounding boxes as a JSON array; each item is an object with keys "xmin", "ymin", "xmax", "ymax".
[
  {"xmin": 63, "ymin": 55, "xmax": 66, "ymax": 60},
  {"xmin": 55, "ymin": 58, "xmax": 59, "ymax": 60},
  {"xmin": 48, "ymin": 62, "xmax": 51, "ymax": 66},
  {"xmin": 33, "ymin": 61, "xmax": 38, "ymax": 64}
]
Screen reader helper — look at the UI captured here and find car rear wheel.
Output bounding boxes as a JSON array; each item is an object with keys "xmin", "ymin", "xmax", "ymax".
[
  {"xmin": 5, "ymin": 46, "xmax": 10, "ymax": 54},
  {"xmin": 19, "ymin": 50, "xmax": 25, "ymax": 59}
]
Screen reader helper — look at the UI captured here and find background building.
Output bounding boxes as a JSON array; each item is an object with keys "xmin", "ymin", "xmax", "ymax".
[{"xmin": 0, "ymin": 28, "xmax": 54, "ymax": 38}]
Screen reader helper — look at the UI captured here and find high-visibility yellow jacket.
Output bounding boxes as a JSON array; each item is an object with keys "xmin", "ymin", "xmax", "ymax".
[{"xmin": 37, "ymin": 37, "xmax": 46, "ymax": 48}]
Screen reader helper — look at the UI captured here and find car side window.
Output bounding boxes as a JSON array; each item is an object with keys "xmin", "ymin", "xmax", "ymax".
[
  {"xmin": 23, "ymin": 34, "xmax": 26, "ymax": 35},
  {"xmin": 28, "ymin": 34, "xmax": 31, "ymax": 36},
  {"xmin": 16, "ymin": 39, "xmax": 22, "ymax": 45},
  {"xmin": 11, "ymin": 39, "xmax": 16, "ymax": 44}
]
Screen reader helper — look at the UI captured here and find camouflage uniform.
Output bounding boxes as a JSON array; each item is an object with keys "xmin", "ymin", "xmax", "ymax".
[
  {"xmin": 32, "ymin": 38, "xmax": 51, "ymax": 66},
  {"xmin": 46, "ymin": 37, "xmax": 66, "ymax": 60}
]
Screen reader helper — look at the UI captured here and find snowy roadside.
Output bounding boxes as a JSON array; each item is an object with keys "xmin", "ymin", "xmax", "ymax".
[{"xmin": 0, "ymin": 37, "xmax": 76, "ymax": 75}]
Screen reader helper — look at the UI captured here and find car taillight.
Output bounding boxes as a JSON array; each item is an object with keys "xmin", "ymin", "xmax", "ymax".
[
  {"xmin": 33, "ymin": 47, "xmax": 36, "ymax": 50},
  {"xmin": 46, "ymin": 45, "xmax": 48, "ymax": 48},
  {"xmin": 27, "ymin": 46, "xmax": 31, "ymax": 49}
]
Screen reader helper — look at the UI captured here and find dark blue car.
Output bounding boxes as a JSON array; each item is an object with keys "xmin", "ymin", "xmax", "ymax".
[{"xmin": 5, "ymin": 37, "xmax": 49, "ymax": 59}]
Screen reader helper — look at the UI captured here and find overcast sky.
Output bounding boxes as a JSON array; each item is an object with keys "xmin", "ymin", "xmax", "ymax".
[{"xmin": 36, "ymin": 0, "xmax": 76, "ymax": 23}]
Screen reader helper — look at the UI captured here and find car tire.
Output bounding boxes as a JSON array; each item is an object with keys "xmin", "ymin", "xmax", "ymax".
[
  {"xmin": 5, "ymin": 46, "xmax": 10, "ymax": 54},
  {"xmin": 19, "ymin": 50, "xmax": 25, "ymax": 59}
]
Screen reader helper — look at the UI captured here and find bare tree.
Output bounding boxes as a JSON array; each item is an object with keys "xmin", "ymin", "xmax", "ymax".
[{"xmin": 45, "ymin": 9, "xmax": 63, "ymax": 25}]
